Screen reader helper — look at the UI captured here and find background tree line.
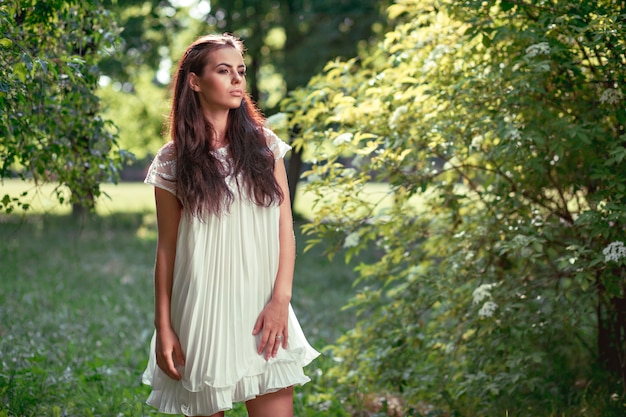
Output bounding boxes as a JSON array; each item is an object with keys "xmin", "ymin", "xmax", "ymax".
[{"xmin": 1, "ymin": 0, "xmax": 389, "ymax": 213}]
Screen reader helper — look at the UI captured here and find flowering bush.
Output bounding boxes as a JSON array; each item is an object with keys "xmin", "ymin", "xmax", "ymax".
[{"xmin": 283, "ymin": 0, "xmax": 626, "ymax": 415}]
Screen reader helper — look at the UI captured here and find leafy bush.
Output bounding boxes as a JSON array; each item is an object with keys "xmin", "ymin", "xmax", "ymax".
[
  {"xmin": 0, "ymin": 0, "xmax": 131, "ymax": 214},
  {"xmin": 282, "ymin": 0, "xmax": 626, "ymax": 415}
]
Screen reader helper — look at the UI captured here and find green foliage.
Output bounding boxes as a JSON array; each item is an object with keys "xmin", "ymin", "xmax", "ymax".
[
  {"xmin": 98, "ymin": 72, "xmax": 169, "ymax": 160},
  {"xmin": 95, "ymin": 1, "xmax": 206, "ymax": 164},
  {"xmin": 208, "ymin": 0, "xmax": 391, "ymax": 105},
  {"xmin": 283, "ymin": 0, "xmax": 626, "ymax": 415},
  {"xmin": 99, "ymin": 0, "xmax": 184, "ymax": 83},
  {"xmin": 0, "ymin": 0, "xmax": 132, "ymax": 213}
]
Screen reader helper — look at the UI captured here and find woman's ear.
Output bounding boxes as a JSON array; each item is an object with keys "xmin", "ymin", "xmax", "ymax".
[{"xmin": 189, "ymin": 72, "xmax": 200, "ymax": 92}]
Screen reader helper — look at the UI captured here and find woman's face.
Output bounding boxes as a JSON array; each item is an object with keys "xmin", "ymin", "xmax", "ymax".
[{"xmin": 189, "ymin": 46, "xmax": 246, "ymax": 114}]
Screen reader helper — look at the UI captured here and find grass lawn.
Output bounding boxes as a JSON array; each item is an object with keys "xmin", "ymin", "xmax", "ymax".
[
  {"xmin": 0, "ymin": 179, "xmax": 415, "ymax": 219},
  {"xmin": 0, "ymin": 181, "xmax": 366, "ymax": 417},
  {"xmin": 0, "ymin": 179, "xmax": 329, "ymax": 219}
]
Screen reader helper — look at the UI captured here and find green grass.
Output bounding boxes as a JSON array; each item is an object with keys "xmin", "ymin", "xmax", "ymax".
[
  {"xmin": 0, "ymin": 183, "xmax": 364, "ymax": 417},
  {"xmin": 0, "ymin": 178, "xmax": 427, "ymax": 220}
]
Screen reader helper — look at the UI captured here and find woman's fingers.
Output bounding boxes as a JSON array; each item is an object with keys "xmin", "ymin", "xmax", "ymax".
[
  {"xmin": 157, "ymin": 350, "xmax": 181, "ymax": 380},
  {"xmin": 254, "ymin": 300, "xmax": 289, "ymax": 359},
  {"xmin": 282, "ymin": 328, "xmax": 289, "ymax": 348},
  {"xmin": 265, "ymin": 331, "xmax": 282, "ymax": 360},
  {"xmin": 155, "ymin": 332, "xmax": 185, "ymax": 380},
  {"xmin": 270, "ymin": 333, "xmax": 282, "ymax": 358},
  {"xmin": 257, "ymin": 329, "xmax": 288, "ymax": 360},
  {"xmin": 272, "ymin": 328, "xmax": 289, "ymax": 357},
  {"xmin": 174, "ymin": 344, "xmax": 186, "ymax": 367}
]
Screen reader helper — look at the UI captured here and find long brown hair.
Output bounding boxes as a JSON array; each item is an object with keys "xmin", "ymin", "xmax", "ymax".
[{"xmin": 169, "ymin": 33, "xmax": 283, "ymax": 218}]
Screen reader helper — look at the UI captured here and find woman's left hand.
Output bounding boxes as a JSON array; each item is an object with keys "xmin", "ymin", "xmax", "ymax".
[{"xmin": 253, "ymin": 298, "xmax": 289, "ymax": 360}]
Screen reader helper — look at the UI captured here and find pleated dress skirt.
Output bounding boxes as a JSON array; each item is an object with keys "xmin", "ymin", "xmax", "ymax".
[{"xmin": 141, "ymin": 192, "xmax": 319, "ymax": 416}]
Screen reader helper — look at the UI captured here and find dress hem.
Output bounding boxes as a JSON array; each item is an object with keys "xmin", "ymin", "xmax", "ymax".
[{"xmin": 144, "ymin": 374, "xmax": 312, "ymax": 416}]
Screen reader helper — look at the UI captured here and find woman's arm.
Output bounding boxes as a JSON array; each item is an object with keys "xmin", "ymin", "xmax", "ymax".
[
  {"xmin": 253, "ymin": 157, "xmax": 295, "ymax": 360},
  {"xmin": 153, "ymin": 187, "xmax": 185, "ymax": 379},
  {"xmin": 272, "ymin": 157, "xmax": 296, "ymax": 308}
]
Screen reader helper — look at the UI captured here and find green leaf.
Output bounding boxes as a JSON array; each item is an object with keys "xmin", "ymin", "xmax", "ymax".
[
  {"xmin": 387, "ymin": 4, "xmax": 408, "ymax": 20},
  {"xmin": 13, "ymin": 62, "xmax": 28, "ymax": 83},
  {"xmin": 36, "ymin": 59, "xmax": 48, "ymax": 75},
  {"xmin": 500, "ymin": 1, "xmax": 515, "ymax": 12}
]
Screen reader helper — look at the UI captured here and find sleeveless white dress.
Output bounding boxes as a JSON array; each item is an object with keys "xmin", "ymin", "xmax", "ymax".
[{"xmin": 142, "ymin": 129, "xmax": 319, "ymax": 416}]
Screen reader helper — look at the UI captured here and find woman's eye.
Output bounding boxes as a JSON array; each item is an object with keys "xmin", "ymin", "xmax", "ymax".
[{"xmin": 238, "ymin": 71, "xmax": 246, "ymax": 77}]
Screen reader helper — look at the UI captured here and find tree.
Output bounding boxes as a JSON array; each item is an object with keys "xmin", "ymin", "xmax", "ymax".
[
  {"xmin": 283, "ymin": 0, "xmax": 626, "ymax": 415},
  {"xmin": 99, "ymin": 0, "xmax": 184, "ymax": 84},
  {"xmin": 0, "ymin": 0, "xmax": 130, "ymax": 216},
  {"xmin": 205, "ymin": 0, "xmax": 390, "ymax": 207}
]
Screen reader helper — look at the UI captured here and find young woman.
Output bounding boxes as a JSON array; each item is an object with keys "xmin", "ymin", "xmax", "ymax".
[{"xmin": 142, "ymin": 33, "xmax": 319, "ymax": 417}]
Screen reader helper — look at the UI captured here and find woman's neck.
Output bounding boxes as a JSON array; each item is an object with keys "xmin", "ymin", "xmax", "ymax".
[{"xmin": 203, "ymin": 111, "xmax": 229, "ymax": 148}]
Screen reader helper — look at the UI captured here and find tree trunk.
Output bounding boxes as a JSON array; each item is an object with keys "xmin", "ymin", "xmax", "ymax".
[
  {"xmin": 71, "ymin": 185, "xmax": 94, "ymax": 219},
  {"xmin": 71, "ymin": 201, "xmax": 89, "ymax": 219},
  {"xmin": 596, "ymin": 275, "xmax": 626, "ymax": 395},
  {"xmin": 287, "ymin": 146, "xmax": 303, "ymax": 213}
]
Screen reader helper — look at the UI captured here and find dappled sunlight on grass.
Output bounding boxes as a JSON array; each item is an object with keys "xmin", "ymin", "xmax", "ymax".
[
  {"xmin": 3, "ymin": 178, "xmax": 321, "ymax": 220},
  {"xmin": 3, "ymin": 178, "xmax": 434, "ymax": 221},
  {"xmin": 1, "ymin": 179, "xmax": 156, "ymax": 215}
]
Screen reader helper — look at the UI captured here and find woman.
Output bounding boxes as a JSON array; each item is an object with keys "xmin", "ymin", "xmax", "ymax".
[{"xmin": 142, "ymin": 33, "xmax": 319, "ymax": 417}]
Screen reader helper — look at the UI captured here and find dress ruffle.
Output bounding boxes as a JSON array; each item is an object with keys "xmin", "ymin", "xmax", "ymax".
[
  {"xmin": 142, "ymin": 304, "xmax": 319, "ymax": 415},
  {"xmin": 143, "ymin": 345, "xmax": 316, "ymax": 415}
]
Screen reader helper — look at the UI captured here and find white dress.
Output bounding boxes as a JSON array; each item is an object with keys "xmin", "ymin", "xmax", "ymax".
[{"xmin": 142, "ymin": 130, "xmax": 319, "ymax": 416}]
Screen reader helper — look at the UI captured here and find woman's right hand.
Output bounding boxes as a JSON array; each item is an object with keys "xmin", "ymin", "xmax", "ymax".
[{"xmin": 155, "ymin": 326, "xmax": 185, "ymax": 380}]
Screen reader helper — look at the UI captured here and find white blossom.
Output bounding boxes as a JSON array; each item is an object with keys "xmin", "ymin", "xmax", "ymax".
[
  {"xmin": 550, "ymin": 154, "xmax": 559, "ymax": 166},
  {"xmin": 507, "ymin": 128, "xmax": 522, "ymax": 141},
  {"xmin": 343, "ymin": 231, "xmax": 360, "ymax": 248},
  {"xmin": 422, "ymin": 44, "xmax": 452, "ymax": 73},
  {"xmin": 470, "ymin": 135, "xmax": 483, "ymax": 149},
  {"xmin": 525, "ymin": 42, "xmax": 550, "ymax": 58},
  {"xmin": 317, "ymin": 400, "xmax": 332, "ymax": 412},
  {"xmin": 265, "ymin": 112, "xmax": 288, "ymax": 127},
  {"xmin": 306, "ymin": 173, "xmax": 322, "ymax": 183},
  {"xmin": 341, "ymin": 168, "xmax": 357, "ymax": 178},
  {"xmin": 332, "ymin": 132, "xmax": 353, "ymax": 146},
  {"xmin": 599, "ymin": 88, "xmax": 623, "ymax": 105},
  {"xmin": 603, "ymin": 241, "xmax": 626, "ymax": 263},
  {"xmin": 472, "ymin": 283, "xmax": 496, "ymax": 305},
  {"xmin": 388, "ymin": 105, "xmax": 408, "ymax": 130},
  {"xmin": 478, "ymin": 301, "xmax": 499, "ymax": 318}
]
